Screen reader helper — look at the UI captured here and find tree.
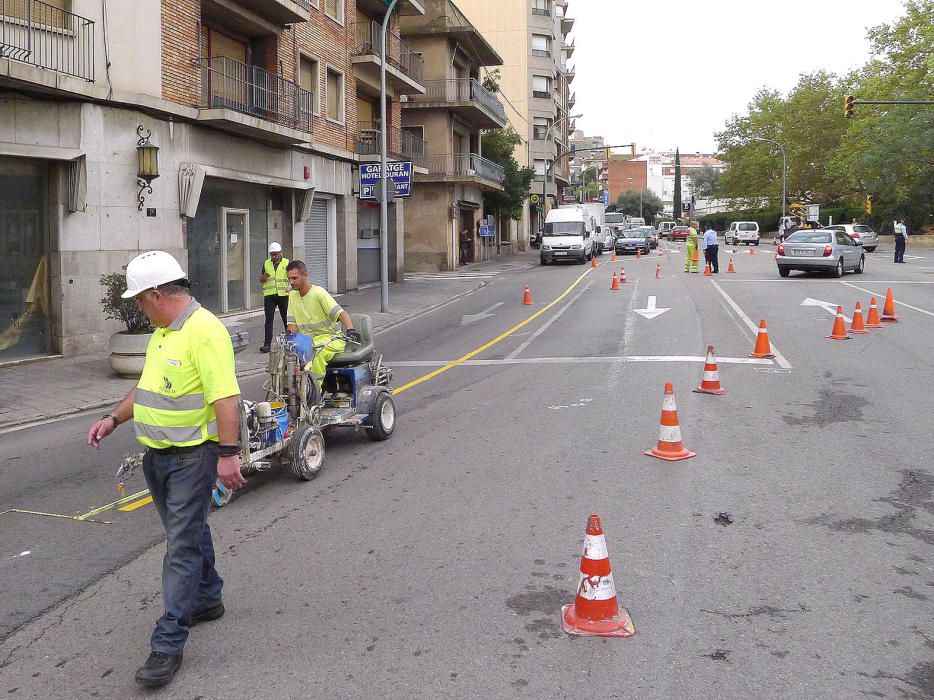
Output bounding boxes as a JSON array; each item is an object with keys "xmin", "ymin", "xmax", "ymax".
[
  {"xmin": 577, "ymin": 166, "xmax": 601, "ymax": 202},
  {"xmin": 672, "ymin": 148, "xmax": 682, "ymax": 219},
  {"xmin": 688, "ymin": 165, "xmax": 721, "ymax": 199},
  {"xmin": 481, "ymin": 127, "xmax": 535, "ymax": 221},
  {"xmin": 616, "ymin": 190, "xmax": 663, "ymax": 224}
]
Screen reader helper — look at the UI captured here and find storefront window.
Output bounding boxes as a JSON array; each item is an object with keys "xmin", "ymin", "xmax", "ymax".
[{"xmin": 0, "ymin": 157, "xmax": 50, "ymax": 361}]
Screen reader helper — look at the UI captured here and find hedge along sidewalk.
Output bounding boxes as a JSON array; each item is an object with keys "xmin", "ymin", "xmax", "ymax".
[{"xmin": 0, "ymin": 272, "xmax": 495, "ymax": 432}]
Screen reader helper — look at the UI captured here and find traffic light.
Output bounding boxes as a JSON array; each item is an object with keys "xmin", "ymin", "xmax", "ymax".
[
  {"xmin": 865, "ymin": 194, "xmax": 873, "ymax": 215},
  {"xmin": 844, "ymin": 94, "xmax": 856, "ymax": 119},
  {"xmin": 605, "ymin": 147, "xmax": 611, "ymax": 161}
]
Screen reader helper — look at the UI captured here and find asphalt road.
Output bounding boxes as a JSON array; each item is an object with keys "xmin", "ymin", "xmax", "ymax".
[{"xmin": 1, "ymin": 241, "xmax": 932, "ymax": 698}]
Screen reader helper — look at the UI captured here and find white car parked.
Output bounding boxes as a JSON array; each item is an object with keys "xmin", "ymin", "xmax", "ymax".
[
  {"xmin": 725, "ymin": 221, "xmax": 760, "ymax": 246},
  {"xmin": 826, "ymin": 224, "xmax": 879, "ymax": 252}
]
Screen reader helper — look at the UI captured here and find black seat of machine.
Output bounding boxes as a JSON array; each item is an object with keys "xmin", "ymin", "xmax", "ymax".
[{"xmin": 329, "ymin": 314, "xmax": 374, "ymax": 366}]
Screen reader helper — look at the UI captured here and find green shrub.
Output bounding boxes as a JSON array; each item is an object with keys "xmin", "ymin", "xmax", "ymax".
[{"xmin": 99, "ymin": 271, "xmax": 153, "ymax": 334}]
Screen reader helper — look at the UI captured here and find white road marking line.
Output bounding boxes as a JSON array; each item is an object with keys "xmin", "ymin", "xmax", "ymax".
[
  {"xmin": 390, "ymin": 356, "xmax": 774, "ymax": 366},
  {"xmin": 841, "ymin": 282, "xmax": 934, "ymax": 318},
  {"xmin": 710, "ymin": 280, "xmax": 793, "ymax": 370},
  {"xmin": 504, "ymin": 282, "xmax": 592, "ymax": 360},
  {"xmin": 460, "ymin": 301, "xmax": 504, "ymax": 326},
  {"xmin": 622, "ymin": 279, "xmax": 640, "ymax": 351},
  {"xmin": 801, "ymin": 298, "xmax": 852, "ymax": 323},
  {"xmin": 633, "ymin": 295, "xmax": 671, "ymax": 319}
]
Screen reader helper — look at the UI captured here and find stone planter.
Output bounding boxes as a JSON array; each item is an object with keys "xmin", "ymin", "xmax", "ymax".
[{"xmin": 109, "ymin": 331, "xmax": 152, "ymax": 378}]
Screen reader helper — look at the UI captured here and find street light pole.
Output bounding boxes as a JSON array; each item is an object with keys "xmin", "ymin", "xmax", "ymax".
[
  {"xmin": 540, "ymin": 112, "xmax": 582, "ymax": 223},
  {"xmin": 751, "ymin": 136, "xmax": 786, "ymax": 225},
  {"xmin": 379, "ymin": 0, "xmax": 400, "ymax": 313}
]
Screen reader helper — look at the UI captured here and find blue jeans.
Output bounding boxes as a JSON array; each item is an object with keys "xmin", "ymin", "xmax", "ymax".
[{"xmin": 142, "ymin": 442, "xmax": 223, "ymax": 655}]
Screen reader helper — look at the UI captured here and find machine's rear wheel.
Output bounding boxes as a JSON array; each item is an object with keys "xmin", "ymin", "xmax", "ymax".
[
  {"xmin": 366, "ymin": 393, "xmax": 396, "ymax": 441},
  {"xmin": 290, "ymin": 424, "xmax": 325, "ymax": 480}
]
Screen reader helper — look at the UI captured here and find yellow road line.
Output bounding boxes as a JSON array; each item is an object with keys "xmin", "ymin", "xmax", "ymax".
[
  {"xmin": 119, "ymin": 496, "xmax": 153, "ymax": 512},
  {"xmin": 394, "ymin": 266, "xmax": 596, "ymax": 395}
]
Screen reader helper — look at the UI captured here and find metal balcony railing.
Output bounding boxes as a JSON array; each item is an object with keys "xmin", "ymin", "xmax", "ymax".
[
  {"xmin": 196, "ymin": 56, "xmax": 313, "ymax": 133},
  {"xmin": 356, "ymin": 121, "xmax": 427, "ymax": 168},
  {"xmin": 354, "ymin": 19, "xmax": 424, "ymax": 87},
  {"xmin": 0, "ymin": 0, "xmax": 94, "ymax": 80},
  {"xmin": 412, "ymin": 78, "xmax": 506, "ymax": 124},
  {"xmin": 424, "ymin": 153, "xmax": 505, "ymax": 184}
]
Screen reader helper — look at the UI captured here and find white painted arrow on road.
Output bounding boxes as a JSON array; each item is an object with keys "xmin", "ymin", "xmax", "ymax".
[
  {"xmin": 460, "ymin": 302, "xmax": 504, "ymax": 326},
  {"xmin": 634, "ymin": 295, "xmax": 670, "ymax": 320},
  {"xmin": 801, "ymin": 298, "xmax": 852, "ymax": 323}
]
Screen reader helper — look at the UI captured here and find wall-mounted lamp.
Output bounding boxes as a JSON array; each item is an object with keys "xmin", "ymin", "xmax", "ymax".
[{"xmin": 136, "ymin": 125, "xmax": 160, "ymax": 211}]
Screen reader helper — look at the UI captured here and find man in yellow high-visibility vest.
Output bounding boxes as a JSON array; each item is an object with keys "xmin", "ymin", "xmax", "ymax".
[
  {"xmin": 259, "ymin": 242, "xmax": 289, "ymax": 353},
  {"xmin": 285, "ymin": 259, "xmax": 359, "ymax": 388},
  {"xmin": 87, "ymin": 251, "xmax": 245, "ymax": 688}
]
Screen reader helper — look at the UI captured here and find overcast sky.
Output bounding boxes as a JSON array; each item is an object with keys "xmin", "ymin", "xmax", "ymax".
[{"xmin": 570, "ymin": 0, "xmax": 908, "ymax": 155}]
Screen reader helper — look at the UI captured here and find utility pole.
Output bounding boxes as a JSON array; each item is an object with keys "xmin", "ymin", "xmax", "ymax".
[{"xmin": 379, "ymin": 0, "xmax": 399, "ymax": 313}]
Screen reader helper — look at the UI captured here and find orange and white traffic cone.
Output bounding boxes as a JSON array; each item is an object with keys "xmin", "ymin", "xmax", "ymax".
[
  {"xmin": 881, "ymin": 287, "xmax": 899, "ymax": 322},
  {"xmin": 866, "ymin": 297, "xmax": 884, "ymax": 328},
  {"xmin": 727, "ymin": 258, "xmax": 736, "ymax": 273},
  {"xmin": 636, "ymin": 249, "xmax": 642, "ymax": 260},
  {"xmin": 561, "ymin": 513, "xmax": 635, "ymax": 638},
  {"xmin": 703, "ymin": 262, "xmax": 712, "ymax": 276},
  {"xmin": 849, "ymin": 301, "xmax": 870, "ymax": 334},
  {"xmin": 750, "ymin": 319, "xmax": 775, "ymax": 359},
  {"xmin": 522, "ymin": 284, "xmax": 533, "ymax": 305},
  {"xmin": 645, "ymin": 382, "xmax": 696, "ymax": 461},
  {"xmin": 611, "ymin": 251, "xmax": 617, "ymax": 262},
  {"xmin": 827, "ymin": 305, "xmax": 851, "ymax": 340},
  {"xmin": 655, "ymin": 264, "xmax": 662, "ymax": 279},
  {"xmin": 749, "ymin": 246, "xmax": 755, "ymax": 255},
  {"xmin": 591, "ymin": 255, "xmax": 597, "ymax": 269},
  {"xmin": 619, "ymin": 267, "xmax": 627, "ymax": 283},
  {"xmin": 658, "ymin": 248, "xmax": 664, "ymax": 256},
  {"xmin": 611, "ymin": 272, "xmax": 620, "ymax": 290},
  {"xmin": 694, "ymin": 345, "xmax": 727, "ymax": 395}
]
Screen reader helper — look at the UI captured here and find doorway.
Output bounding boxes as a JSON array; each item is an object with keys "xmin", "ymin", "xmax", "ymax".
[
  {"xmin": 459, "ymin": 209, "xmax": 475, "ymax": 264},
  {"xmin": 220, "ymin": 208, "xmax": 250, "ymax": 311}
]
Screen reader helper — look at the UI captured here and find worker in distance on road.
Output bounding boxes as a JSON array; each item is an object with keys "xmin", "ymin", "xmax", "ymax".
[
  {"xmin": 684, "ymin": 220, "xmax": 700, "ymax": 273},
  {"xmin": 284, "ymin": 259, "xmax": 361, "ymax": 389},
  {"xmin": 259, "ymin": 242, "xmax": 290, "ymax": 353},
  {"xmin": 86, "ymin": 251, "xmax": 245, "ymax": 688},
  {"xmin": 704, "ymin": 222, "xmax": 720, "ymax": 273}
]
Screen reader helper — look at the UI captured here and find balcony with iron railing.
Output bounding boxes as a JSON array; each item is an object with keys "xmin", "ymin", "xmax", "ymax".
[
  {"xmin": 356, "ymin": 121, "xmax": 428, "ymax": 169},
  {"xmin": 353, "ymin": 19, "xmax": 425, "ymax": 94},
  {"xmin": 225, "ymin": 0, "xmax": 310, "ymax": 26},
  {"xmin": 194, "ymin": 56, "xmax": 313, "ymax": 144},
  {"xmin": 0, "ymin": 0, "xmax": 94, "ymax": 81},
  {"xmin": 420, "ymin": 152, "xmax": 505, "ymax": 189},
  {"xmin": 404, "ymin": 78, "xmax": 506, "ymax": 128}
]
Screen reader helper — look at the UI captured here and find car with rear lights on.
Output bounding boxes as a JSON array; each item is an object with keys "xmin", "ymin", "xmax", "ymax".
[
  {"xmin": 776, "ymin": 229, "xmax": 865, "ymax": 278},
  {"xmin": 826, "ymin": 224, "xmax": 879, "ymax": 252}
]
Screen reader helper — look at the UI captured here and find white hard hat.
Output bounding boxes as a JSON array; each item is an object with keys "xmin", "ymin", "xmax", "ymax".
[
  {"xmin": 121, "ymin": 251, "xmax": 187, "ymax": 299},
  {"xmin": 268, "ymin": 242, "xmax": 282, "ymax": 253}
]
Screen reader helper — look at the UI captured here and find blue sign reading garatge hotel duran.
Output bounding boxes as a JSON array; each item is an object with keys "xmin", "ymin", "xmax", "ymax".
[{"xmin": 359, "ymin": 161, "xmax": 413, "ymax": 199}]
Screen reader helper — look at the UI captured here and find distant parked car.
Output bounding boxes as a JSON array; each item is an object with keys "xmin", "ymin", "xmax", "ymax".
[
  {"xmin": 669, "ymin": 226, "xmax": 690, "ymax": 241},
  {"xmin": 599, "ymin": 227, "xmax": 616, "ymax": 252},
  {"xmin": 637, "ymin": 225, "xmax": 658, "ymax": 248},
  {"xmin": 615, "ymin": 229, "xmax": 651, "ymax": 256},
  {"xmin": 776, "ymin": 229, "xmax": 865, "ymax": 278},
  {"xmin": 725, "ymin": 221, "xmax": 760, "ymax": 246},
  {"xmin": 826, "ymin": 224, "xmax": 879, "ymax": 252}
]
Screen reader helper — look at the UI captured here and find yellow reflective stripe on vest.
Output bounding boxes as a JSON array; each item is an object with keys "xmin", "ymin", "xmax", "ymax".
[
  {"xmin": 263, "ymin": 258, "xmax": 290, "ymax": 296},
  {"xmin": 135, "ymin": 420, "xmax": 218, "ymax": 446}
]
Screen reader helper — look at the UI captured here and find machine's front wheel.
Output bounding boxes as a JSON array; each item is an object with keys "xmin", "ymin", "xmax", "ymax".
[
  {"xmin": 366, "ymin": 393, "xmax": 396, "ymax": 441},
  {"xmin": 290, "ymin": 424, "xmax": 325, "ymax": 480}
]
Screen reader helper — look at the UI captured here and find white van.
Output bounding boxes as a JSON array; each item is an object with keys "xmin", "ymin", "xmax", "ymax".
[
  {"xmin": 657, "ymin": 221, "xmax": 677, "ymax": 238},
  {"xmin": 726, "ymin": 221, "xmax": 760, "ymax": 246},
  {"xmin": 540, "ymin": 207, "xmax": 597, "ymax": 265}
]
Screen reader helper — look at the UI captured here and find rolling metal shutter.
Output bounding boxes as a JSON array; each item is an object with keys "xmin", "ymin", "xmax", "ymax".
[{"xmin": 303, "ymin": 198, "xmax": 329, "ymax": 288}]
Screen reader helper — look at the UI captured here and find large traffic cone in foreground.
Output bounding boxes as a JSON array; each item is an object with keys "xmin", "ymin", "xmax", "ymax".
[
  {"xmin": 703, "ymin": 262, "xmax": 712, "ymax": 276},
  {"xmin": 827, "ymin": 305, "xmax": 851, "ymax": 340},
  {"xmin": 881, "ymin": 288, "xmax": 898, "ymax": 322},
  {"xmin": 849, "ymin": 301, "xmax": 869, "ymax": 334},
  {"xmin": 655, "ymin": 264, "xmax": 662, "ymax": 279},
  {"xmin": 645, "ymin": 382, "xmax": 696, "ymax": 461},
  {"xmin": 561, "ymin": 514, "xmax": 635, "ymax": 638},
  {"xmin": 619, "ymin": 267, "xmax": 626, "ymax": 283},
  {"xmin": 611, "ymin": 272, "xmax": 620, "ymax": 290},
  {"xmin": 522, "ymin": 284, "xmax": 533, "ymax": 305},
  {"xmin": 694, "ymin": 345, "xmax": 727, "ymax": 395},
  {"xmin": 750, "ymin": 319, "xmax": 775, "ymax": 359},
  {"xmin": 866, "ymin": 297, "xmax": 884, "ymax": 328},
  {"xmin": 592, "ymin": 255, "xmax": 597, "ymax": 269},
  {"xmin": 727, "ymin": 258, "xmax": 736, "ymax": 273}
]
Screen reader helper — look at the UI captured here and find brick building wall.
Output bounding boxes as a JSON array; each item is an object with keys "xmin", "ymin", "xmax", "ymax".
[
  {"xmin": 161, "ymin": 0, "xmax": 201, "ymax": 106},
  {"xmin": 608, "ymin": 159, "xmax": 647, "ymax": 205}
]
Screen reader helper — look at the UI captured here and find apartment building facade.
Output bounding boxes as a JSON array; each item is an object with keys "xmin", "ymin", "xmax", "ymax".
[
  {"xmin": 0, "ymin": 0, "xmax": 426, "ymax": 361},
  {"xmin": 398, "ymin": 0, "xmax": 506, "ymax": 271},
  {"xmin": 455, "ymin": 0, "xmax": 575, "ymax": 244}
]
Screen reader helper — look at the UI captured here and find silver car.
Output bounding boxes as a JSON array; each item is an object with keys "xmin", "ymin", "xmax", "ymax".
[
  {"xmin": 776, "ymin": 229, "xmax": 865, "ymax": 278},
  {"xmin": 826, "ymin": 224, "xmax": 879, "ymax": 252}
]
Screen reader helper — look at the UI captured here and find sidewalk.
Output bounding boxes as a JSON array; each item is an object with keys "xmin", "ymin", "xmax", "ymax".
[{"xmin": 0, "ymin": 252, "xmax": 536, "ymax": 431}]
